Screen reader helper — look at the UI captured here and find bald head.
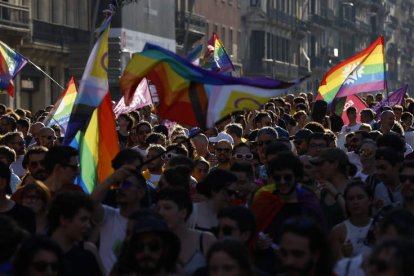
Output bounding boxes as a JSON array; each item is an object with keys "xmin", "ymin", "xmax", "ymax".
[
  {"xmin": 38, "ymin": 127, "xmax": 56, "ymax": 149},
  {"xmin": 30, "ymin": 122, "xmax": 45, "ymax": 145},
  {"xmin": 192, "ymin": 134, "xmax": 209, "ymax": 157}
]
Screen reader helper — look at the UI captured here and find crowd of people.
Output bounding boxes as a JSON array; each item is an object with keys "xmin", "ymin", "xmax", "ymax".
[{"xmin": 1, "ymin": 91, "xmax": 414, "ymax": 276}]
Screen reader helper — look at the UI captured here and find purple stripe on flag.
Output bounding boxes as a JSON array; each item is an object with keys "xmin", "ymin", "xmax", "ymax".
[
  {"xmin": 371, "ymin": 84, "xmax": 408, "ymax": 119},
  {"xmin": 335, "ymin": 81, "xmax": 386, "ymax": 98}
]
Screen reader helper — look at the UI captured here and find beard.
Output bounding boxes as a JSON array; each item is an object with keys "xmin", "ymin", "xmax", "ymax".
[
  {"xmin": 33, "ymin": 170, "xmax": 46, "ymax": 181},
  {"xmin": 283, "ymin": 256, "xmax": 315, "ymax": 276}
]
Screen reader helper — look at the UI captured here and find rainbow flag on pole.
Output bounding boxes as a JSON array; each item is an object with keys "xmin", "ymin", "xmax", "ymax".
[
  {"xmin": 202, "ymin": 32, "xmax": 235, "ymax": 74},
  {"xmin": 0, "ymin": 41, "xmax": 27, "ymax": 97},
  {"xmin": 318, "ymin": 36, "xmax": 387, "ymax": 114},
  {"xmin": 44, "ymin": 77, "xmax": 78, "ymax": 134},
  {"xmin": 120, "ymin": 43, "xmax": 306, "ymax": 128}
]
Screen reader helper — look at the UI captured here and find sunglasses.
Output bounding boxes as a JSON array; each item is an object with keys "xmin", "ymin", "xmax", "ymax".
[
  {"xmin": 233, "ymin": 153, "xmax": 253, "ymax": 160},
  {"xmin": 135, "ymin": 240, "xmax": 163, "ymax": 253},
  {"xmin": 272, "ymin": 173, "xmax": 294, "ymax": 182},
  {"xmin": 293, "ymin": 140, "xmax": 303, "ymax": 146},
  {"xmin": 138, "ymin": 129, "xmax": 151, "ymax": 135},
  {"xmin": 358, "ymin": 149, "xmax": 375, "ymax": 156},
  {"xmin": 216, "ymin": 148, "xmax": 231, "ymax": 153},
  {"xmin": 399, "ymin": 174, "xmax": 414, "ymax": 184},
  {"xmin": 61, "ymin": 163, "xmax": 79, "ymax": 171},
  {"xmin": 219, "ymin": 225, "xmax": 238, "ymax": 236},
  {"xmin": 41, "ymin": 135, "xmax": 56, "ymax": 141},
  {"xmin": 309, "ymin": 143, "xmax": 327, "ymax": 149},
  {"xmin": 161, "ymin": 153, "xmax": 179, "ymax": 160},
  {"xmin": 10, "ymin": 141, "xmax": 25, "ymax": 146},
  {"xmin": 369, "ymin": 259, "xmax": 389, "ymax": 273},
  {"xmin": 257, "ymin": 140, "xmax": 273, "ymax": 147},
  {"xmin": 31, "ymin": 262, "xmax": 59, "ymax": 272}
]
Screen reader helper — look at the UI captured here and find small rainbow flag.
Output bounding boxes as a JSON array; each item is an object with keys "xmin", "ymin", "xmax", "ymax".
[
  {"xmin": 45, "ymin": 77, "xmax": 78, "ymax": 135},
  {"xmin": 185, "ymin": 44, "xmax": 203, "ymax": 63},
  {"xmin": 0, "ymin": 41, "xmax": 27, "ymax": 97},
  {"xmin": 319, "ymin": 36, "xmax": 387, "ymax": 114},
  {"xmin": 202, "ymin": 32, "xmax": 235, "ymax": 74}
]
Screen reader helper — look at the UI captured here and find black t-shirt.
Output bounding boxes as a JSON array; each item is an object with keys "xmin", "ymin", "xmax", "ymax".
[
  {"xmin": 1, "ymin": 202, "xmax": 36, "ymax": 234},
  {"xmin": 117, "ymin": 131, "xmax": 128, "ymax": 149},
  {"xmin": 66, "ymin": 242, "xmax": 102, "ymax": 276}
]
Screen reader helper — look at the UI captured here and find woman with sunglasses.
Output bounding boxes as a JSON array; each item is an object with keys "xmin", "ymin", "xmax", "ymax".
[
  {"xmin": 289, "ymin": 110, "xmax": 307, "ymax": 136},
  {"xmin": 13, "ymin": 235, "xmax": 67, "ymax": 276},
  {"xmin": 353, "ymin": 139, "xmax": 377, "ymax": 182},
  {"xmin": 17, "ymin": 181, "xmax": 51, "ymax": 234},
  {"xmin": 157, "ymin": 188, "xmax": 216, "ymax": 276},
  {"xmin": 194, "ymin": 169, "xmax": 238, "ymax": 232},
  {"xmin": 329, "ymin": 181, "xmax": 373, "ymax": 262}
]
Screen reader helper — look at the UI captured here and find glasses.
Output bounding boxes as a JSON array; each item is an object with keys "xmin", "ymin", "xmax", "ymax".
[
  {"xmin": 309, "ymin": 143, "xmax": 327, "ymax": 149},
  {"xmin": 61, "ymin": 164, "xmax": 79, "ymax": 171},
  {"xmin": 257, "ymin": 140, "xmax": 273, "ymax": 147},
  {"xmin": 138, "ymin": 129, "xmax": 151, "ymax": 135},
  {"xmin": 370, "ymin": 259, "xmax": 389, "ymax": 273},
  {"xmin": 22, "ymin": 195, "xmax": 41, "ymax": 203},
  {"xmin": 135, "ymin": 240, "xmax": 163, "ymax": 253},
  {"xmin": 293, "ymin": 140, "xmax": 303, "ymax": 146},
  {"xmin": 161, "ymin": 153, "xmax": 179, "ymax": 160},
  {"xmin": 219, "ymin": 225, "xmax": 238, "ymax": 236},
  {"xmin": 10, "ymin": 141, "xmax": 25, "ymax": 146},
  {"xmin": 216, "ymin": 148, "xmax": 231, "ymax": 153},
  {"xmin": 358, "ymin": 149, "xmax": 375, "ymax": 156},
  {"xmin": 29, "ymin": 160, "xmax": 44, "ymax": 169},
  {"xmin": 31, "ymin": 262, "xmax": 58, "ymax": 272},
  {"xmin": 273, "ymin": 173, "xmax": 294, "ymax": 182},
  {"xmin": 233, "ymin": 153, "xmax": 253, "ymax": 160},
  {"xmin": 41, "ymin": 135, "xmax": 56, "ymax": 141},
  {"xmin": 399, "ymin": 174, "xmax": 414, "ymax": 184}
]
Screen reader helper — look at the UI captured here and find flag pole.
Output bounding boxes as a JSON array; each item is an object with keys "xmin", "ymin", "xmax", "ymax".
[{"xmin": 27, "ymin": 60, "xmax": 65, "ymax": 90}]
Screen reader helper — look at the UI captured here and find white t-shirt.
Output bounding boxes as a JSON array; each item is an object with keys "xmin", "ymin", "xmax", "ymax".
[
  {"xmin": 334, "ymin": 253, "xmax": 366, "ymax": 276},
  {"xmin": 149, "ymin": 173, "xmax": 162, "ymax": 183},
  {"xmin": 353, "ymin": 171, "xmax": 370, "ymax": 182},
  {"xmin": 341, "ymin": 123, "xmax": 362, "ymax": 134},
  {"xmin": 347, "ymin": 151, "xmax": 363, "ymax": 172},
  {"xmin": 132, "ymin": 146, "xmax": 147, "ymax": 156},
  {"xmin": 99, "ymin": 205, "xmax": 128, "ymax": 276},
  {"xmin": 11, "ymin": 155, "xmax": 25, "ymax": 177}
]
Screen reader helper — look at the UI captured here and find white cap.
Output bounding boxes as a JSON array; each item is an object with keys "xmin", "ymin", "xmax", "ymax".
[{"xmin": 209, "ymin": 132, "xmax": 234, "ymax": 144}]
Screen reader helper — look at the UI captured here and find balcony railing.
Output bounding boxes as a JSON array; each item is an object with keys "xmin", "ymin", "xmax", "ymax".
[
  {"xmin": 312, "ymin": 13, "xmax": 326, "ymax": 26},
  {"xmin": 243, "ymin": 58, "xmax": 298, "ymax": 78},
  {"xmin": 32, "ymin": 20, "xmax": 90, "ymax": 45},
  {"xmin": 388, "ymin": 15, "xmax": 398, "ymax": 28},
  {"xmin": 175, "ymin": 11, "xmax": 206, "ymax": 34},
  {"xmin": 340, "ymin": 19, "xmax": 356, "ymax": 32},
  {"xmin": 268, "ymin": 9, "xmax": 297, "ymax": 28},
  {"xmin": 356, "ymin": 20, "xmax": 372, "ymax": 33},
  {"xmin": 0, "ymin": 2, "xmax": 29, "ymax": 32}
]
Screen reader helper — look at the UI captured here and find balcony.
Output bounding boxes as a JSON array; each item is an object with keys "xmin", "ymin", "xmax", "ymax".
[
  {"xmin": 0, "ymin": 2, "xmax": 29, "ymax": 35},
  {"xmin": 295, "ymin": 20, "xmax": 311, "ymax": 39},
  {"xmin": 355, "ymin": 0, "xmax": 373, "ymax": 7},
  {"xmin": 32, "ymin": 20, "xmax": 90, "ymax": 46},
  {"xmin": 243, "ymin": 58, "xmax": 298, "ymax": 79},
  {"xmin": 311, "ymin": 56, "xmax": 325, "ymax": 71},
  {"xmin": 388, "ymin": 15, "xmax": 398, "ymax": 29},
  {"xmin": 268, "ymin": 9, "xmax": 297, "ymax": 30},
  {"xmin": 175, "ymin": 11, "xmax": 206, "ymax": 46},
  {"xmin": 339, "ymin": 19, "xmax": 356, "ymax": 34},
  {"xmin": 355, "ymin": 20, "xmax": 372, "ymax": 34},
  {"xmin": 326, "ymin": 9, "xmax": 335, "ymax": 22},
  {"xmin": 311, "ymin": 13, "xmax": 326, "ymax": 27}
]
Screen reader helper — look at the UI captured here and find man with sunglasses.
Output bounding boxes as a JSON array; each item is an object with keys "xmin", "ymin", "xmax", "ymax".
[
  {"xmin": 3, "ymin": 132, "xmax": 26, "ymax": 177},
  {"xmin": 290, "ymin": 129, "xmax": 313, "ymax": 156},
  {"xmin": 211, "ymin": 139, "xmax": 233, "ymax": 170},
  {"xmin": 217, "ymin": 205, "xmax": 256, "ymax": 244},
  {"xmin": 132, "ymin": 122, "xmax": 152, "ymax": 156},
  {"xmin": 38, "ymin": 127, "xmax": 56, "ymax": 149}
]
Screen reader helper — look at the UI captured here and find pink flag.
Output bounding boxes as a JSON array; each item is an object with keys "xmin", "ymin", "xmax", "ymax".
[
  {"xmin": 341, "ymin": 94, "xmax": 368, "ymax": 125},
  {"xmin": 113, "ymin": 78, "xmax": 152, "ymax": 117}
]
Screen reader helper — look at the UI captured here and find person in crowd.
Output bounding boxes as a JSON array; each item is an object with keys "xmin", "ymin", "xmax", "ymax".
[
  {"xmin": 0, "ymin": 146, "xmax": 20, "ymax": 194},
  {"xmin": 217, "ymin": 205, "xmax": 256, "ymax": 245},
  {"xmin": 195, "ymin": 169, "xmax": 238, "ymax": 232},
  {"xmin": 3, "ymin": 132, "xmax": 26, "ymax": 177},
  {"xmin": 225, "ymin": 123, "xmax": 243, "ymax": 146},
  {"xmin": 353, "ymin": 139, "xmax": 377, "ymax": 182},
  {"xmin": 22, "ymin": 146, "xmax": 48, "ymax": 182},
  {"xmin": 254, "ymin": 112, "xmax": 272, "ymax": 129},
  {"xmin": 157, "ymin": 188, "xmax": 216, "ymax": 276},
  {"xmin": 211, "ymin": 140, "xmax": 232, "ymax": 170},
  {"xmin": 365, "ymin": 94, "xmax": 374, "ymax": 105},
  {"xmin": 307, "ymin": 132, "xmax": 329, "ymax": 158},
  {"xmin": 117, "ymin": 113, "xmax": 134, "ymax": 149},
  {"xmin": 16, "ymin": 118, "xmax": 32, "ymax": 146},
  {"xmin": 50, "ymin": 124, "xmax": 61, "ymax": 138},
  {"xmin": 158, "ymin": 165, "xmax": 192, "ymax": 193},
  {"xmin": 280, "ymin": 218, "xmax": 335, "ymax": 276},
  {"xmin": 329, "ymin": 181, "xmax": 373, "ymax": 261},
  {"xmin": 231, "ymin": 143, "xmax": 253, "ymax": 164},
  {"xmin": 207, "ymin": 239, "xmax": 255, "ymax": 276},
  {"xmin": 193, "ymin": 158, "xmax": 210, "ymax": 183},
  {"xmin": 126, "ymin": 126, "xmax": 140, "ymax": 148},
  {"xmin": 289, "ymin": 110, "xmax": 308, "ymax": 136},
  {"xmin": 401, "ymin": 112, "xmax": 414, "ymax": 132},
  {"xmin": 346, "ymin": 130, "xmax": 371, "ymax": 172},
  {"xmin": 341, "ymin": 107, "xmax": 361, "ymax": 134},
  {"xmin": 290, "ymin": 129, "xmax": 313, "ymax": 156},
  {"xmin": 309, "ymin": 100, "xmax": 331, "ymax": 129},
  {"xmin": 310, "ymin": 148, "xmax": 357, "ymax": 230},
  {"xmin": 142, "ymin": 144, "xmax": 165, "ymax": 186},
  {"xmin": 1, "ymin": 115, "xmax": 16, "ymax": 134},
  {"xmin": 373, "ymin": 148, "xmax": 402, "ymax": 211},
  {"xmin": 192, "ymin": 133, "xmax": 217, "ymax": 166},
  {"xmin": 145, "ymin": 133, "xmax": 166, "ymax": 148},
  {"xmin": 113, "ymin": 209, "xmax": 180, "ymax": 276},
  {"xmin": 325, "ymin": 130, "xmax": 338, "ymax": 147},
  {"xmin": 360, "ymin": 108, "xmax": 376, "ymax": 128},
  {"xmin": 38, "ymin": 127, "xmax": 56, "ymax": 149},
  {"xmin": 358, "ymin": 123, "xmax": 372, "ymax": 132},
  {"xmin": 12, "ymin": 235, "xmax": 67, "ymax": 276},
  {"xmin": 344, "ymin": 132, "xmax": 354, "ymax": 152},
  {"xmin": 27, "ymin": 122, "xmax": 45, "ymax": 149},
  {"xmin": 173, "ymin": 135, "xmax": 198, "ymax": 160},
  {"xmin": 0, "ymin": 160, "xmax": 36, "ymax": 234},
  {"xmin": 90, "ymin": 165, "xmax": 146, "ymax": 275},
  {"xmin": 17, "ymin": 181, "xmax": 50, "ymax": 234},
  {"xmin": 256, "ymin": 126, "xmax": 278, "ymax": 164},
  {"xmin": 260, "ymin": 142, "xmax": 291, "ymax": 185},
  {"xmin": 49, "ymin": 192, "xmax": 103, "ymax": 276},
  {"xmin": 379, "ymin": 110, "xmax": 395, "ymax": 134},
  {"xmin": 153, "ymin": 124, "xmax": 169, "ymax": 138},
  {"xmin": 132, "ymin": 121, "xmax": 152, "ymax": 156},
  {"xmin": 399, "ymin": 160, "xmax": 414, "ymax": 213},
  {"xmin": 392, "ymin": 105, "xmax": 403, "ymax": 122},
  {"xmin": 304, "ymin": 121, "xmax": 325, "ymax": 133},
  {"xmin": 229, "ymin": 161, "xmax": 255, "ymax": 207},
  {"xmin": 375, "ymin": 93, "xmax": 383, "ymax": 102},
  {"xmin": 299, "ymin": 155, "xmax": 319, "ymax": 195}
]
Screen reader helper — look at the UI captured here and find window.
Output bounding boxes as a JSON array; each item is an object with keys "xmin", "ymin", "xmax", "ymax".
[
  {"xmin": 214, "ymin": 24, "xmax": 218, "ymax": 34},
  {"xmin": 222, "ymin": 26, "xmax": 226, "ymax": 46},
  {"xmin": 238, "ymin": 30, "xmax": 242, "ymax": 62},
  {"xmin": 205, "ymin": 21, "xmax": 210, "ymax": 45},
  {"xmin": 229, "ymin": 29, "xmax": 233, "ymax": 55}
]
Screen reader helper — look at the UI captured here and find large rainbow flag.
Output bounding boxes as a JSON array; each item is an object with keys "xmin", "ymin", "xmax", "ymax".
[
  {"xmin": 69, "ymin": 92, "xmax": 119, "ymax": 194},
  {"xmin": 201, "ymin": 32, "xmax": 235, "ymax": 74},
  {"xmin": 0, "ymin": 41, "xmax": 27, "ymax": 97},
  {"xmin": 44, "ymin": 77, "xmax": 78, "ymax": 134},
  {"xmin": 119, "ymin": 43, "xmax": 307, "ymax": 128},
  {"xmin": 319, "ymin": 36, "xmax": 387, "ymax": 114}
]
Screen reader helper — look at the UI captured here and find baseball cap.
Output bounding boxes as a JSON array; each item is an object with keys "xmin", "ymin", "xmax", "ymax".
[
  {"xmin": 209, "ymin": 132, "xmax": 234, "ymax": 144},
  {"xmin": 289, "ymin": 129, "xmax": 313, "ymax": 140},
  {"xmin": 309, "ymin": 147, "xmax": 349, "ymax": 166}
]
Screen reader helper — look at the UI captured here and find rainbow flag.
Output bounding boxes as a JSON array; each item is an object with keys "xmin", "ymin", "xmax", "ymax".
[
  {"xmin": 69, "ymin": 92, "xmax": 119, "ymax": 194},
  {"xmin": 62, "ymin": 17, "xmax": 111, "ymax": 146},
  {"xmin": 44, "ymin": 77, "xmax": 78, "ymax": 135},
  {"xmin": 119, "ymin": 43, "xmax": 307, "ymax": 128},
  {"xmin": 319, "ymin": 36, "xmax": 387, "ymax": 114},
  {"xmin": 201, "ymin": 32, "xmax": 235, "ymax": 74},
  {"xmin": 0, "ymin": 41, "xmax": 27, "ymax": 97},
  {"xmin": 185, "ymin": 44, "xmax": 203, "ymax": 63}
]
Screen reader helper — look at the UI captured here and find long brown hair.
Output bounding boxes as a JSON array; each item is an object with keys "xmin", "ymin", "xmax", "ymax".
[{"xmin": 17, "ymin": 181, "xmax": 51, "ymax": 215}]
